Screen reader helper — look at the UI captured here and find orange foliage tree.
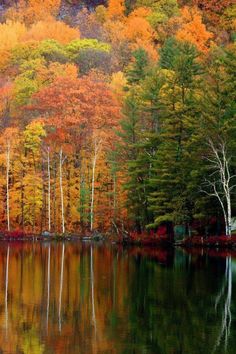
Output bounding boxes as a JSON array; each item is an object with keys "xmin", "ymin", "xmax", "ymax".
[
  {"xmin": 24, "ymin": 73, "xmax": 122, "ymax": 232},
  {"xmin": 6, "ymin": 0, "xmax": 61, "ymax": 25},
  {"xmin": 23, "ymin": 18, "xmax": 80, "ymax": 44},
  {"xmin": 176, "ymin": 7, "xmax": 213, "ymax": 52},
  {"xmin": 107, "ymin": 0, "xmax": 125, "ymax": 20}
]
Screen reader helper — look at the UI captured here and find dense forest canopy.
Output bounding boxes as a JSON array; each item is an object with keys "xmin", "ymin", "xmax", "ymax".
[{"xmin": 0, "ymin": 0, "xmax": 235, "ymax": 236}]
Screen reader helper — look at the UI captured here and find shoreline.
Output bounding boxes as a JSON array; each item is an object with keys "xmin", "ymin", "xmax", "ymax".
[{"xmin": 0, "ymin": 233, "xmax": 236, "ymax": 249}]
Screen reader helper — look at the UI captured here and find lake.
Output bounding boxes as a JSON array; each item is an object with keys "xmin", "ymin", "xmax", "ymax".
[{"xmin": 0, "ymin": 242, "xmax": 235, "ymax": 354}]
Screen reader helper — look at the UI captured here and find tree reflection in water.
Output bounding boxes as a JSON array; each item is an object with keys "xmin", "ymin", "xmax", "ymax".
[
  {"xmin": 58, "ymin": 243, "xmax": 65, "ymax": 332},
  {"xmin": 5, "ymin": 245, "xmax": 9, "ymax": 337},
  {"xmin": 0, "ymin": 243, "xmax": 235, "ymax": 354},
  {"xmin": 214, "ymin": 256, "xmax": 232, "ymax": 353},
  {"xmin": 46, "ymin": 244, "xmax": 50, "ymax": 333}
]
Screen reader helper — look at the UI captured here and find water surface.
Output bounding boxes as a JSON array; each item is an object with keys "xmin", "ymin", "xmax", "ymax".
[{"xmin": 0, "ymin": 242, "xmax": 235, "ymax": 354}]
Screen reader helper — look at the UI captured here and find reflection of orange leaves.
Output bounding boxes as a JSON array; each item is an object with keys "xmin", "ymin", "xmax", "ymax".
[{"xmin": 176, "ymin": 7, "xmax": 213, "ymax": 52}]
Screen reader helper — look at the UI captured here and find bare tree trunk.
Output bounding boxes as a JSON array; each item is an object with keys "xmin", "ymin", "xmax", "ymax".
[
  {"xmin": 66, "ymin": 160, "xmax": 71, "ymax": 223},
  {"xmin": 21, "ymin": 154, "xmax": 26, "ymax": 230},
  {"xmin": 90, "ymin": 139, "xmax": 100, "ymax": 232},
  {"xmin": 53, "ymin": 160, "xmax": 57, "ymax": 233},
  {"xmin": 202, "ymin": 139, "xmax": 236, "ymax": 236},
  {"xmin": 6, "ymin": 142, "xmax": 10, "ymax": 232},
  {"xmin": 40, "ymin": 158, "xmax": 46, "ymax": 234},
  {"xmin": 47, "ymin": 147, "xmax": 51, "ymax": 232},
  {"xmin": 59, "ymin": 148, "xmax": 65, "ymax": 234},
  {"xmin": 226, "ymin": 195, "xmax": 232, "ymax": 237}
]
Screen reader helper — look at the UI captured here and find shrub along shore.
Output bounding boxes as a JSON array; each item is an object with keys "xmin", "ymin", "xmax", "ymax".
[{"xmin": 1, "ymin": 230, "xmax": 236, "ymax": 249}]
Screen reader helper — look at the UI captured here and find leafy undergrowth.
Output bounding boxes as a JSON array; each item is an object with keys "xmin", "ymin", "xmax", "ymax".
[{"xmin": 0, "ymin": 230, "xmax": 28, "ymax": 238}]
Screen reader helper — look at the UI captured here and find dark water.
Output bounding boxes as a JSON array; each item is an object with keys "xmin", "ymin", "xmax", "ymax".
[{"xmin": 0, "ymin": 242, "xmax": 235, "ymax": 354}]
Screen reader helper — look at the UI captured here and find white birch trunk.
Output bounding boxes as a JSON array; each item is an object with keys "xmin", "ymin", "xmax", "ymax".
[
  {"xmin": 59, "ymin": 148, "xmax": 65, "ymax": 234},
  {"xmin": 226, "ymin": 194, "xmax": 231, "ymax": 237},
  {"xmin": 90, "ymin": 139, "xmax": 100, "ymax": 232},
  {"xmin": 6, "ymin": 142, "xmax": 10, "ymax": 232},
  {"xmin": 202, "ymin": 139, "xmax": 236, "ymax": 236}
]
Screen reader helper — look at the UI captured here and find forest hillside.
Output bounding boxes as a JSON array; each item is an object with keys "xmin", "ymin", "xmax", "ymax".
[{"xmin": 0, "ymin": 0, "xmax": 235, "ymax": 236}]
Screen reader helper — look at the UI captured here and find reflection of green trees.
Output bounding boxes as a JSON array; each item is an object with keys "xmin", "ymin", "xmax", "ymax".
[{"xmin": 108, "ymin": 250, "xmax": 236, "ymax": 354}]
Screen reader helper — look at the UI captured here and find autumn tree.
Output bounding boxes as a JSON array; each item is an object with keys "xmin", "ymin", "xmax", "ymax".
[
  {"xmin": 23, "ymin": 121, "xmax": 46, "ymax": 231},
  {"xmin": 0, "ymin": 127, "xmax": 19, "ymax": 231},
  {"xmin": 26, "ymin": 73, "xmax": 121, "ymax": 231},
  {"xmin": 6, "ymin": 0, "xmax": 62, "ymax": 25},
  {"xmin": 193, "ymin": 0, "xmax": 235, "ymax": 27},
  {"xmin": 107, "ymin": 0, "xmax": 125, "ymax": 20},
  {"xmin": 176, "ymin": 7, "xmax": 213, "ymax": 53},
  {"xmin": 23, "ymin": 19, "xmax": 80, "ymax": 44}
]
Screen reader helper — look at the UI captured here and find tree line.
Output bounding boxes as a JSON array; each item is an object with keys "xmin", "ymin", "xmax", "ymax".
[{"xmin": 0, "ymin": 0, "xmax": 235, "ymax": 235}]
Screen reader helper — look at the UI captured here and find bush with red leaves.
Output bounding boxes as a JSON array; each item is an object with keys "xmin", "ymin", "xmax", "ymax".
[{"xmin": 3, "ymin": 230, "xmax": 26, "ymax": 238}]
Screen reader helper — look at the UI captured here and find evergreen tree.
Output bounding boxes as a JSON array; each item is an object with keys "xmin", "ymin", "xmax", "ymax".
[
  {"xmin": 126, "ymin": 48, "xmax": 149, "ymax": 85},
  {"xmin": 117, "ymin": 91, "xmax": 146, "ymax": 230},
  {"xmin": 190, "ymin": 46, "xmax": 236, "ymax": 230},
  {"xmin": 148, "ymin": 41, "xmax": 202, "ymax": 228}
]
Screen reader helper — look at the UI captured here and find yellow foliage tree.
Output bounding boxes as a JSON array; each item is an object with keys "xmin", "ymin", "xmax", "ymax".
[
  {"xmin": 0, "ymin": 21, "xmax": 26, "ymax": 51},
  {"xmin": 110, "ymin": 71, "xmax": 127, "ymax": 101},
  {"xmin": 23, "ymin": 18, "xmax": 80, "ymax": 44}
]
